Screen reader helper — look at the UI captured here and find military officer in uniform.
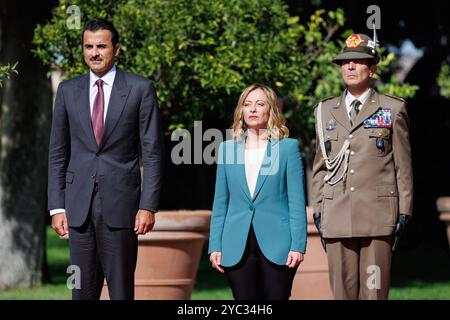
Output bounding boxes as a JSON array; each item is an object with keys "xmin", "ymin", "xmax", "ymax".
[{"xmin": 311, "ymin": 33, "xmax": 413, "ymax": 300}]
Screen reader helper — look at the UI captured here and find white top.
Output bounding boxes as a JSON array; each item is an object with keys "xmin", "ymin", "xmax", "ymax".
[
  {"xmin": 345, "ymin": 88, "xmax": 371, "ymax": 120},
  {"xmin": 245, "ymin": 146, "xmax": 267, "ymax": 197}
]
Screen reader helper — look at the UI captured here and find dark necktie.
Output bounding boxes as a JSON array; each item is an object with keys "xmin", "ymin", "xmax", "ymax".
[
  {"xmin": 92, "ymin": 79, "xmax": 104, "ymax": 145},
  {"xmin": 349, "ymin": 99, "xmax": 361, "ymax": 126}
]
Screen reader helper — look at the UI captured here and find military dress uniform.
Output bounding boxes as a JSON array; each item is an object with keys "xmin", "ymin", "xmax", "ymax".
[{"xmin": 311, "ymin": 34, "xmax": 413, "ymax": 300}]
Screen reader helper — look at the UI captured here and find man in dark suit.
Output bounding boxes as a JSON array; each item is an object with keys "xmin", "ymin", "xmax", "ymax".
[{"xmin": 48, "ymin": 18, "xmax": 164, "ymax": 300}]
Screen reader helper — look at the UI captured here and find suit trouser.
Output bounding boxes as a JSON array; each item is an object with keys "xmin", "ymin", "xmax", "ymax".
[
  {"xmin": 223, "ymin": 225, "xmax": 298, "ymax": 300},
  {"xmin": 68, "ymin": 184, "xmax": 138, "ymax": 300},
  {"xmin": 326, "ymin": 235, "xmax": 393, "ymax": 300}
]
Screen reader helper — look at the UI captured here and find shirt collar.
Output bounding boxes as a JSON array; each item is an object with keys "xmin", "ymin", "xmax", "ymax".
[
  {"xmin": 345, "ymin": 88, "xmax": 371, "ymax": 107},
  {"xmin": 90, "ymin": 64, "xmax": 117, "ymax": 88}
]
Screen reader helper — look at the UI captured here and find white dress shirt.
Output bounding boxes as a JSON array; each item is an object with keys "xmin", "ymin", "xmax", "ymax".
[
  {"xmin": 245, "ymin": 146, "xmax": 267, "ymax": 198},
  {"xmin": 89, "ymin": 65, "xmax": 116, "ymax": 121},
  {"xmin": 50, "ymin": 65, "xmax": 117, "ymax": 216},
  {"xmin": 345, "ymin": 88, "xmax": 371, "ymax": 120}
]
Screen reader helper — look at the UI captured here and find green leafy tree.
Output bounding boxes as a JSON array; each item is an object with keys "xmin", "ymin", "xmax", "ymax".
[
  {"xmin": 34, "ymin": 0, "xmax": 307, "ymax": 131},
  {"xmin": 0, "ymin": 62, "xmax": 18, "ymax": 87},
  {"xmin": 34, "ymin": 0, "xmax": 417, "ymax": 151},
  {"xmin": 438, "ymin": 63, "xmax": 450, "ymax": 99}
]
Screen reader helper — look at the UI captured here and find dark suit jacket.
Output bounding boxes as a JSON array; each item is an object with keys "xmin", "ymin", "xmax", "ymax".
[{"xmin": 48, "ymin": 68, "xmax": 164, "ymax": 228}]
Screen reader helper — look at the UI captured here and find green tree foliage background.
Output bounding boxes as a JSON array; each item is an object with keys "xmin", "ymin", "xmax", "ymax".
[
  {"xmin": 0, "ymin": 62, "xmax": 17, "ymax": 87},
  {"xmin": 33, "ymin": 0, "xmax": 418, "ymax": 151},
  {"xmin": 438, "ymin": 63, "xmax": 450, "ymax": 99}
]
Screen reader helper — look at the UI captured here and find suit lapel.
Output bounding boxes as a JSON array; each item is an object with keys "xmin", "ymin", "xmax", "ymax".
[
  {"xmin": 99, "ymin": 69, "xmax": 131, "ymax": 150},
  {"xmin": 351, "ymin": 90, "xmax": 379, "ymax": 132},
  {"xmin": 329, "ymin": 92, "xmax": 351, "ymax": 132},
  {"xmin": 252, "ymin": 139, "xmax": 279, "ymax": 201},
  {"xmin": 236, "ymin": 140, "xmax": 252, "ymax": 202},
  {"xmin": 75, "ymin": 73, "xmax": 97, "ymax": 149}
]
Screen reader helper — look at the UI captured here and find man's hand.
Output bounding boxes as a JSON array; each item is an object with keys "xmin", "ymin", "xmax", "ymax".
[
  {"xmin": 51, "ymin": 213, "xmax": 69, "ymax": 237},
  {"xmin": 286, "ymin": 251, "xmax": 304, "ymax": 268},
  {"xmin": 392, "ymin": 214, "xmax": 410, "ymax": 252},
  {"xmin": 209, "ymin": 252, "xmax": 224, "ymax": 273},
  {"xmin": 134, "ymin": 209, "xmax": 155, "ymax": 235},
  {"xmin": 313, "ymin": 212, "xmax": 327, "ymax": 252}
]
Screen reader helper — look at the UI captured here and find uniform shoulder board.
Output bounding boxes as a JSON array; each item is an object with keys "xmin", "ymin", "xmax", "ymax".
[
  {"xmin": 383, "ymin": 93, "xmax": 407, "ymax": 104},
  {"xmin": 313, "ymin": 96, "xmax": 335, "ymax": 108}
]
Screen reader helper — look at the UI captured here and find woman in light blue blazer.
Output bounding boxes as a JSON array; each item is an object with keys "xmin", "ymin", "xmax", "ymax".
[{"xmin": 209, "ymin": 83, "xmax": 307, "ymax": 300}]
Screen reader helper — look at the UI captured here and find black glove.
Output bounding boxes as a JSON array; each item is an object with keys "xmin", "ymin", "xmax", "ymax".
[
  {"xmin": 313, "ymin": 212, "xmax": 327, "ymax": 252},
  {"xmin": 392, "ymin": 214, "xmax": 410, "ymax": 252}
]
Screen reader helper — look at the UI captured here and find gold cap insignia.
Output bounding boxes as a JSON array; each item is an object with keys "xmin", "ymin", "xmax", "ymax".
[{"xmin": 346, "ymin": 34, "xmax": 365, "ymax": 48}]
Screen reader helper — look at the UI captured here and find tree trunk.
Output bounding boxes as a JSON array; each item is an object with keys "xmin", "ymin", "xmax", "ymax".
[{"xmin": 0, "ymin": 0, "xmax": 56, "ymax": 289}]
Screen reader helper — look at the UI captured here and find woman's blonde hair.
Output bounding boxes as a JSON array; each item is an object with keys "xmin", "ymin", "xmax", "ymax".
[{"xmin": 231, "ymin": 83, "xmax": 289, "ymax": 141}]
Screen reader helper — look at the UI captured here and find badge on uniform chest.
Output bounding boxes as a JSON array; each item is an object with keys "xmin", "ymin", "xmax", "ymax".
[
  {"xmin": 363, "ymin": 108, "xmax": 392, "ymax": 128},
  {"xmin": 326, "ymin": 119, "xmax": 337, "ymax": 131},
  {"xmin": 364, "ymin": 109, "xmax": 392, "ymax": 151},
  {"xmin": 376, "ymin": 137, "xmax": 385, "ymax": 149},
  {"xmin": 376, "ymin": 128, "xmax": 390, "ymax": 149}
]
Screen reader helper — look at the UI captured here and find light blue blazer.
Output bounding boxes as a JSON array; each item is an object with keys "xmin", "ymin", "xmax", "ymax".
[{"xmin": 208, "ymin": 138, "xmax": 307, "ymax": 267}]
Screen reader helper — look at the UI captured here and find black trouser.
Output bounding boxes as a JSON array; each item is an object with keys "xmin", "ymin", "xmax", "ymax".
[
  {"xmin": 223, "ymin": 225, "xmax": 298, "ymax": 300},
  {"xmin": 68, "ymin": 184, "xmax": 138, "ymax": 300}
]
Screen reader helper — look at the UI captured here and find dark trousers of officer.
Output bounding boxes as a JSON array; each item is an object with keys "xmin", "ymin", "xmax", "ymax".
[
  {"xmin": 68, "ymin": 183, "xmax": 138, "ymax": 300},
  {"xmin": 326, "ymin": 235, "xmax": 393, "ymax": 300},
  {"xmin": 223, "ymin": 225, "xmax": 298, "ymax": 300}
]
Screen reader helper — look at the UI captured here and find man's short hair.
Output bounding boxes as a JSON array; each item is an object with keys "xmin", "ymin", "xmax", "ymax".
[{"xmin": 82, "ymin": 18, "xmax": 119, "ymax": 47}]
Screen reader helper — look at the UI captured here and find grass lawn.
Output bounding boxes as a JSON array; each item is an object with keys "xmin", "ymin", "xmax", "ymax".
[
  {"xmin": 389, "ymin": 246, "xmax": 450, "ymax": 299},
  {"xmin": 0, "ymin": 227, "xmax": 448, "ymax": 300}
]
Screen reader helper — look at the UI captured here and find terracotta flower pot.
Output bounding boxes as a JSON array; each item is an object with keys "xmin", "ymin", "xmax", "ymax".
[
  {"xmin": 290, "ymin": 206, "xmax": 333, "ymax": 300},
  {"xmin": 436, "ymin": 197, "xmax": 450, "ymax": 251},
  {"xmin": 101, "ymin": 210, "xmax": 211, "ymax": 300}
]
